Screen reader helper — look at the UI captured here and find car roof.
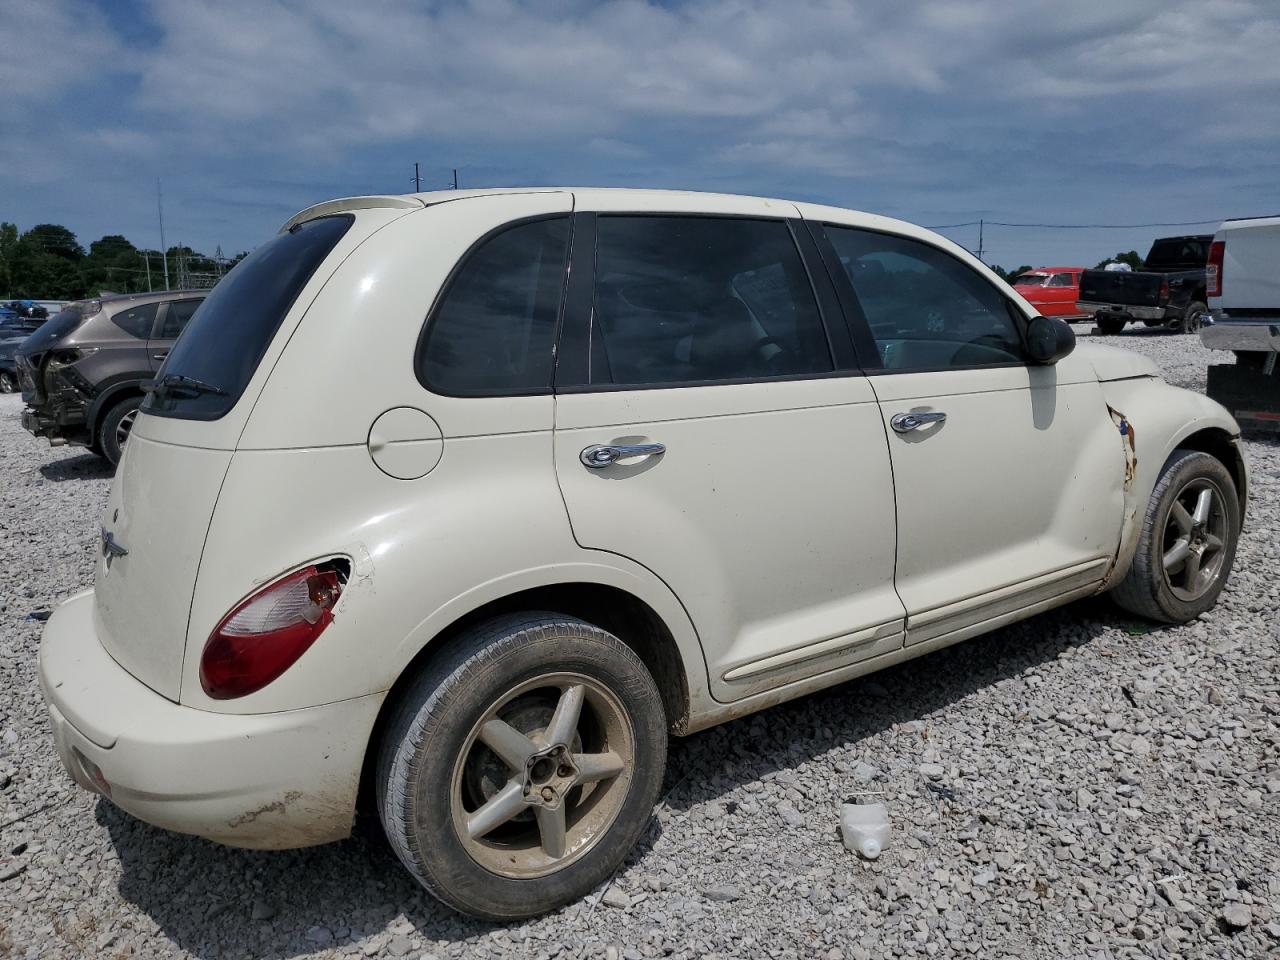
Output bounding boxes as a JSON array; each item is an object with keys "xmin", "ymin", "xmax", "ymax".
[{"xmin": 89, "ymin": 290, "xmax": 207, "ymax": 308}]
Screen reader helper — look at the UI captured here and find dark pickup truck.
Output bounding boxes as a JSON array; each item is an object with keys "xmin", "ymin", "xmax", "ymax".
[{"xmin": 1077, "ymin": 235, "xmax": 1210, "ymax": 335}]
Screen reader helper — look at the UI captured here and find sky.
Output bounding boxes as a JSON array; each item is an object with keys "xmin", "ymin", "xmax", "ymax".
[{"xmin": 3, "ymin": 0, "xmax": 1279, "ymax": 270}]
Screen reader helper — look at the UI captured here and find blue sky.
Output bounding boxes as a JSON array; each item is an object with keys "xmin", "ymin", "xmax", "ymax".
[{"xmin": 3, "ymin": 0, "xmax": 1279, "ymax": 270}]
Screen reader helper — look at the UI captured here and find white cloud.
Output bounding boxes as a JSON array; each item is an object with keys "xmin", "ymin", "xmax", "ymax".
[{"xmin": 3, "ymin": 0, "xmax": 1280, "ymax": 265}]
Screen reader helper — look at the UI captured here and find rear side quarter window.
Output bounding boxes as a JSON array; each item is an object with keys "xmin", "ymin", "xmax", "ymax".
[
  {"xmin": 417, "ymin": 216, "xmax": 570, "ymax": 396},
  {"xmin": 111, "ymin": 302, "xmax": 159, "ymax": 339}
]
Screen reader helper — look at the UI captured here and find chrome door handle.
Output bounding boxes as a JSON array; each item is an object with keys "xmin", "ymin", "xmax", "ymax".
[
  {"xmin": 890, "ymin": 411, "xmax": 947, "ymax": 433},
  {"xmin": 580, "ymin": 442, "xmax": 666, "ymax": 468},
  {"xmin": 152, "ymin": 353, "xmax": 168, "ymax": 361}
]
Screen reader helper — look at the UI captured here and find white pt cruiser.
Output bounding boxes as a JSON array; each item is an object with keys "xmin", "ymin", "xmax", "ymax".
[{"xmin": 38, "ymin": 189, "xmax": 1247, "ymax": 919}]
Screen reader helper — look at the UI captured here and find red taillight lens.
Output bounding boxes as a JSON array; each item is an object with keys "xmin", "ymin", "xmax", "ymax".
[
  {"xmin": 200, "ymin": 564, "xmax": 344, "ymax": 699},
  {"xmin": 1160, "ymin": 278, "xmax": 1170, "ymax": 301},
  {"xmin": 1207, "ymin": 240, "xmax": 1225, "ymax": 298}
]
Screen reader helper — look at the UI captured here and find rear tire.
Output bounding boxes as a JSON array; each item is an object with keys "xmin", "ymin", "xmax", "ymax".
[
  {"xmin": 1096, "ymin": 315, "xmax": 1126, "ymax": 336},
  {"xmin": 1180, "ymin": 301, "xmax": 1207, "ymax": 334},
  {"xmin": 0, "ymin": 370, "xmax": 15, "ymax": 393},
  {"xmin": 98, "ymin": 396, "xmax": 142, "ymax": 467},
  {"xmin": 1111, "ymin": 450, "xmax": 1240, "ymax": 623},
  {"xmin": 377, "ymin": 613, "xmax": 667, "ymax": 920}
]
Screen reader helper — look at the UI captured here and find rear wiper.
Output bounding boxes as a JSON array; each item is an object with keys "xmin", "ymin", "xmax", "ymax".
[{"xmin": 144, "ymin": 373, "xmax": 228, "ymax": 399}]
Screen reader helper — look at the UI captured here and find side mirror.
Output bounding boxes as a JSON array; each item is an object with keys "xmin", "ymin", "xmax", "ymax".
[{"xmin": 1026, "ymin": 314, "xmax": 1076, "ymax": 365}]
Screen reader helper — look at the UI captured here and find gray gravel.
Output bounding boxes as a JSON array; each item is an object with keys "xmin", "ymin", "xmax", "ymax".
[{"xmin": 1, "ymin": 328, "xmax": 1277, "ymax": 959}]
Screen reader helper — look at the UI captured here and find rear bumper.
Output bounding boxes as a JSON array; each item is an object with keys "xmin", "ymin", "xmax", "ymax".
[
  {"xmin": 38, "ymin": 590, "xmax": 384, "ymax": 849},
  {"xmin": 1077, "ymin": 301, "xmax": 1167, "ymax": 321},
  {"xmin": 1200, "ymin": 315, "xmax": 1280, "ymax": 353}
]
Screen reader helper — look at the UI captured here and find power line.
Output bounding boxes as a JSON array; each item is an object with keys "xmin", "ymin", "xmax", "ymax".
[{"xmin": 929, "ymin": 218, "xmax": 1222, "ymax": 230}]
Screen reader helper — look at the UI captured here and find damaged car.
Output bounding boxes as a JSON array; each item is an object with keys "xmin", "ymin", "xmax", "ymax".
[
  {"xmin": 17, "ymin": 292, "xmax": 205, "ymax": 465},
  {"xmin": 38, "ymin": 189, "xmax": 1247, "ymax": 920}
]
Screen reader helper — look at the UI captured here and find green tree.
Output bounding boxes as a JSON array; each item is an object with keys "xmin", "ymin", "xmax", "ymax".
[
  {"xmin": 0, "ymin": 222, "xmax": 18, "ymax": 297},
  {"xmin": 25, "ymin": 224, "xmax": 85, "ymax": 261},
  {"xmin": 993, "ymin": 263, "xmax": 1034, "ymax": 283}
]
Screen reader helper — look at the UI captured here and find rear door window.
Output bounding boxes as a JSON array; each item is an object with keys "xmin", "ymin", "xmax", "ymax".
[
  {"xmin": 589, "ymin": 216, "xmax": 831, "ymax": 386},
  {"xmin": 111, "ymin": 302, "xmax": 160, "ymax": 339},
  {"xmin": 156, "ymin": 298, "xmax": 203, "ymax": 340},
  {"xmin": 417, "ymin": 216, "xmax": 570, "ymax": 396},
  {"xmin": 1048, "ymin": 273, "xmax": 1075, "ymax": 287},
  {"xmin": 144, "ymin": 215, "xmax": 351, "ymax": 420}
]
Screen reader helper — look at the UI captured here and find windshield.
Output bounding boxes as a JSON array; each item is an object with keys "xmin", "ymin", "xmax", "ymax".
[
  {"xmin": 143, "ymin": 215, "xmax": 352, "ymax": 420},
  {"xmin": 1013, "ymin": 273, "xmax": 1047, "ymax": 286}
]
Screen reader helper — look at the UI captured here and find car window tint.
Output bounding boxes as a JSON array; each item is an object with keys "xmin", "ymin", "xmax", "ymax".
[
  {"xmin": 825, "ymin": 227, "xmax": 1024, "ymax": 371},
  {"xmin": 144, "ymin": 214, "xmax": 352, "ymax": 420},
  {"xmin": 590, "ymin": 216, "xmax": 831, "ymax": 386},
  {"xmin": 111, "ymin": 302, "xmax": 159, "ymax": 339},
  {"xmin": 418, "ymin": 216, "xmax": 570, "ymax": 396},
  {"xmin": 1048, "ymin": 273, "xmax": 1074, "ymax": 287},
  {"xmin": 157, "ymin": 298, "xmax": 202, "ymax": 339}
]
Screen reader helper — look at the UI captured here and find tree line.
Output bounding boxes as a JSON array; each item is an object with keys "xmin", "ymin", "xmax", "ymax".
[{"xmin": 0, "ymin": 222, "xmax": 248, "ymax": 300}]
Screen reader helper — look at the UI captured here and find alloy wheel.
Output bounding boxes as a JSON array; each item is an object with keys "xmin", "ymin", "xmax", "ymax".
[
  {"xmin": 449, "ymin": 672, "xmax": 635, "ymax": 879},
  {"xmin": 1161, "ymin": 477, "xmax": 1229, "ymax": 602},
  {"xmin": 115, "ymin": 408, "xmax": 138, "ymax": 450}
]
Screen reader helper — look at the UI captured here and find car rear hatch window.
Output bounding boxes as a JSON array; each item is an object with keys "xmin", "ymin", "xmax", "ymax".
[{"xmin": 143, "ymin": 214, "xmax": 352, "ymax": 421}]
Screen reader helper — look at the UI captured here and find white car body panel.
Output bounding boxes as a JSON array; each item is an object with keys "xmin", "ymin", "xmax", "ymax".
[
  {"xmin": 1209, "ymin": 215, "xmax": 1280, "ymax": 312},
  {"xmin": 36, "ymin": 187, "xmax": 1247, "ymax": 849}
]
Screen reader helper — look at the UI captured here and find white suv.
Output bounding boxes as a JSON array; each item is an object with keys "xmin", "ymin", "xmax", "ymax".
[{"xmin": 38, "ymin": 189, "xmax": 1247, "ymax": 919}]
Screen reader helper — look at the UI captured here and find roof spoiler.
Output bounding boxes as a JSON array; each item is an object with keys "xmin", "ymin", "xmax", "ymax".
[{"xmin": 279, "ymin": 195, "xmax": 424, "ymax": 233}]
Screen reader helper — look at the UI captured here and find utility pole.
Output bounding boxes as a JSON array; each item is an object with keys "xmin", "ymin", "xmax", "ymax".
[
  {"xmin": 453, "ymin": 168, "xmax": 458, "ymax": 190},
  {"xmin": 144, "ymin": 251, "xmax": 152, "ymax": 292},
  {"xmin": 413, "ymin": 162, "xmax": 422, "ymax": 192},
  {"xmin": 976, "ymin": 218, "xmax": 985, "ymax": 263},
  {"xmin": 157, "ymin": 178, "xmax": 170, "ymax": 289}
]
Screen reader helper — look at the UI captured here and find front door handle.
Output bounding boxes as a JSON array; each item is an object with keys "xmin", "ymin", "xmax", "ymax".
[
  {"xmin": 152, "ymin": 353, "xmax": 169, "ymax": 361},
  {"xmin": 580, "ymin": 442, "xmax": 666, "ymax": 468},
  {"xmin": 890, "ymin": 411, "xmax": 947, "ymax": 433}
]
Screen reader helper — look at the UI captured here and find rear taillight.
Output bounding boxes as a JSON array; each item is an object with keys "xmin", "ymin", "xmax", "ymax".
[
  {"xmin": 1207, "ymin": 240, "xmax": 1225, "ymax": 298},
  {"xmin": 1160, "ymin": 279, "xmax": 1170, "ymax": 301},
  {"xmin": 200, "ymin": 563, "xmax": 346, "ymax": 699}
]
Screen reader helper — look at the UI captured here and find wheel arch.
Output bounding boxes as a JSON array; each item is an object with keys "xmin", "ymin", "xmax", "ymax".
[
  {"xmin": 1099, "ymin": 378, "xmax": 1247, "ymax": 588},
  {"xmin": 87, "ymin": 379, "xmax": 148, "ymax": 435},
  {"xmin": 356, "ymin": 576, "xmax": 701, "ymax": 816}
]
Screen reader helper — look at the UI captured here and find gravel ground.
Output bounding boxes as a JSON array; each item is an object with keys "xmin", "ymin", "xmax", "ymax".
[{"xmin": 1, "ymin": 328, "xmax": 1277, "ymax": 960}]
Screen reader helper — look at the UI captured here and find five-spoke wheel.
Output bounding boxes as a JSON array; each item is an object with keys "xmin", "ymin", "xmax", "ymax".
[
  {"xmin": 1113, "ymin": 449, "xmax": 1240, "ymax": 622},
  {"xmin": 453, "ymin": 674, "xmax": 634, "ymax": 878},
  {"xmin": 378, "ymin": 613, "xmax": 666, "ymax": 919}
]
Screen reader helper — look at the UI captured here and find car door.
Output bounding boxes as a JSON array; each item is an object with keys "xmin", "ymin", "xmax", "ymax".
[
  {"xmin": 149, "ymin": 297, "xmax": 203, "ymax": 370},
  {"xmin": 1040, "ymin": 273, "xmax": 1076, "ymax": 316},
  {"xmin": 812, "ymin": 221, "xmax": 1124, "ymax": 648},
  {"xmin": 553, "ymin": 204, "xmax": 905, "ymax": 703}
]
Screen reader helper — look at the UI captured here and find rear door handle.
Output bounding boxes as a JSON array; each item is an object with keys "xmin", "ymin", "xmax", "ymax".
[
  {"xmin": 152, "ymin": 353, "xmax": 168, "ymax": 361},
  {"xmin": 890, "ymin": 411, "xmax": 946, "ymax": 433},
  {"xmin": 580, "ymin": 442, "xmax": 666, "ymax": 468}
]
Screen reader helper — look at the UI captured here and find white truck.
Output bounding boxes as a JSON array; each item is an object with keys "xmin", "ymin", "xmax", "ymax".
[{"xmin": 1200, "ymin": 215, "xmax": 1280, "ymax": 432}]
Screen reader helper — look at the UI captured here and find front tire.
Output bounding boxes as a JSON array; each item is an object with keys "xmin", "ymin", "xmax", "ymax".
[
  {"xmin": 0, "ymin": 369, "xmax": 15, "ymax": 393},
  {"xmin": 98, "ymin": 395, "xmax": 142, "ymax": 467},
  {"xmin": 1111, "ymin": 450, "xmax": 1240, "ymax": 623},
  {"xmin": 377, "ymin": 613, "xmax": 667, "ymax": 920}
]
